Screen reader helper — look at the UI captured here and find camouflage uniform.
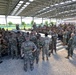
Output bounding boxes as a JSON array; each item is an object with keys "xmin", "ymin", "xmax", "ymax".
[
  {"xmin": 21, "ymin": 39, "xmax": 37, "ymax": 71},
  {"xmin": 0, "ymin": 39, "xmax": 2, "ymax": 58},
  {"xmin": 17, "ymin": 32, "xmax": 25, "ymax": 56},
  {"xmin": 42, "ymin": 34, "xmax": 51, "ymax": 60},
  {"xmin": 63, "ymin": 31, "xmax": 67, "ymax": 45},
  {"xmin": 51, "ymin": 33, "xmax": 57, "ymax": 54},
  {"xmin": 66, "ymin": 33, "xmax": 75, "ymax": 59},
  {"xmin": 35, "ymin": 34, "xmax": 42, "ymax": 64},
  {"xmin": 9, "ymin": 34, "xmax": 18, "ymax": 59}
]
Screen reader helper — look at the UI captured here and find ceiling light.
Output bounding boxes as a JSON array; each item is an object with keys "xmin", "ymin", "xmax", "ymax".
[
  {"xmin": 65, "ymin": 1, "xmax": 72, "ymax": 3},
  {"xmin": 19, "ymin": 1, "xmax": 24, "ymax": 4},
  {"xmin": 24, "ymin": 4, "xmax": 27, "ymax": 7},
  {"xmin": 46, "ymin": 7, "xmax": 49, "ymax": 9},
  {"xmin": 60, "ymin": 2, "xmax": 65, "ymax": 4},
  {"xmin": 18, "ymin": 3, "xmax": 21, "ymax": 6},
  {"xmin": 50, "ymin": 5, "xmax": 54, "ymax": 7},
  {"xmin": 26, "ymin": 2, "xmax": 30, "ymax": 5},
  {"xmin": 29, "ymin": 0, "xmax": 34, "ymax": 2},
  {"xmin": 54, "ymin": 3, "xmax": 58, "ymax": 6},
  {"xmin": 22, "ymin": 7, "xmax": 25, "ymax": 9},
  {"xmin": 16, "ymin": 6, "xmax": 19, "ymax": 8},
  {"xmin": 72, "ymin": 0, "xmax": 76, "ymax": 1}
]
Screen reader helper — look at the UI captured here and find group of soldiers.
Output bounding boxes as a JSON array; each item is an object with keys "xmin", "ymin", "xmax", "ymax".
[
  {"xmin": 0, "ymin": 23, "xmax": 76, "ymax": 72},
  {"xmin": 36, "ymin": 23, "xmax": 76, "ymax": 59},
  {"xmin": 0, "ymin": 27, "xmax": 57, "ymax": 71}
]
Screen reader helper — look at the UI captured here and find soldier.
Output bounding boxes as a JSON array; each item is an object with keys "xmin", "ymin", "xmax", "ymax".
[
  {"xmin": 21, "ymin": 35, "xmax": 37, "ymax": 71},
  {"xmin": 51, "ymin": 31, "xmax": 57, "ymax": 54},
  {"xmin": 0, "ymin": 34, "xmax": 3, "ymax": 64},
  {"xmin": 30, "ymin": 30, "xmax": 37, "ymax": 45},
  {"xmin": 63, "ymin": 30, "xmax": 68, "ymax": 45},
  {"xmin": 66, "ymin": 33, "xmax": 75, "ymax": 59},
  {"xmin": 9, "ymin": 32, "xmax": 18, "ymax": 59},
  {"xmin": 17, "ymin": 31, "xmax": 25, "ymax": 57},
  {"xmin": 42, "ymin": 33, "xmax": 51, "ymax": 61},
  {"xmin": 35, "ymin": 33, "xmax": 42, "ymax": 64}
]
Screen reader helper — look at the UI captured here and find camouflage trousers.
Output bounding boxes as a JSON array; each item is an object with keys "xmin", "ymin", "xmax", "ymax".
[
  {"xmin": 11, "ymin": 46, "xmax": 18, "ymax": 58},
  {"xmin": 42, "ymin": 47, "xmax": 49, "ymax": 60},
  {"xmin": 34, "ymin": 48, "xmax": 40, "ymax": 64},
  {"xmin": 68, "ymin": 45, "xmax": 75, "ymax": 56},
  {"xmin": 24, "ymin": 52, "xmax": 34, "ymax": 71}
]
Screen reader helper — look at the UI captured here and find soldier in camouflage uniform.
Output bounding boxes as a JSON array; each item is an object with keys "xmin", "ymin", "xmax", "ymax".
[
  {"xmin": 35, "ymin": 33, "xmax": 42, "ymax": 64},
  {"xmin": 21, "ymin": 35, "xmax": 37, "ymax": 71},
  {"xmin": 66, "ymin": 33, "xmax": 75, "ymax": 59},
  {"xmin": 51, "ymin": 31, "xmax": 57, "ymax": 54},
  {"xmin": 17, "ymin": 31, "xmax": 25, "ymax": 57},
  {"xmin": 0, "ymin": 34, "xmax": 3, "ymax": 63},
  {"xmin": 42, "ymin": 33, "xmax": 51, "ymax": 61},
  {"xmin": 9, "ymin": 32, "xmax": 18, "ymax": 59}
]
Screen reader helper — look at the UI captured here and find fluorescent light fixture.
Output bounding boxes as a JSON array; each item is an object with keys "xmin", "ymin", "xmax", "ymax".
[
  {"xmin": 22, "ymin": 7, "xmax": 25, "ymax": 9},
  {"xmin": 18, "ymin": 3, "xmax": 21, "ymax": 6},
  {"xmin": 60, "ymin": 2, "xmax": 65, "ymax": 4},
  {"xmin": 11, "ymin": 1, "xmax": 24, "ymax": 15},
  {"xmin": 50, "ymin": 5, "xmax": 54, "ymax": 7},
  {"xmin": 29, "ymin": 0, "xmax": 34, "ymax": 2},
  {"xmin": 72, "ymin": 0, "xmax": 76, "ymax": 1},
  {"xmin": 46, "ymin": 7, "xmax": 49, "ymax": 9},
  {"xmin": 16, "ymin": 6, "xmax": 20, "ymax": 8},
  {"xmin": 26, "ymin": 2, "xmax": 30, "ymax": 5},
  {"xmin": 65, "ymin": 1, "xmax": 72, "ymax": 3},
  {"xmin": 54, "ymin": 3, "xmax": 58, "ymax": 6},
  {"xmin": 24, "ymin": 4, "xmax": 28, "ymax": 7},
  {"xmin": 19, "ymin": 1, "xmax": 24, "ymax": 4},
  {"xmin": 42, "ymin": 8, "xmax": 46, "ymax": 10}
]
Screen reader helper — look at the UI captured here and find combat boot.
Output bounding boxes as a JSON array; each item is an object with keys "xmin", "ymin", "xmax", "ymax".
[
  {"xmin": 0, "ymin": 61, "xmax": 3, "ymax": 64},
  {"xmin": 65, "ymin": 56, "xmax": 69, "ymax": 59},
  {"xmin": 30, "ymin": 63, "xmax": 34, "ymax": 71},
  {"xmin": 42, "ymin": 57, "xmax": 44, "ymax": 61}
]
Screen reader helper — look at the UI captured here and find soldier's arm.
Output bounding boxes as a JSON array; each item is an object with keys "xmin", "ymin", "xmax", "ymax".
[{"xmin": 32, "ymin": 43, "xmax": 37, "ymax": 52}]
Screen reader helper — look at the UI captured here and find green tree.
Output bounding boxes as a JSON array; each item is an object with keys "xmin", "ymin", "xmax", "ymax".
[
  {"xmin": 45, "ymin": 21, "xmax": 48, "ymax": 26},
  {"xmin": 31, "ymin": 20, "xmax": 34, "ymax": 26},
  {"xmin": 22, "ymin": 22, "xmax": 26, "ymax": 29},
  {"xmin": 8, "ymin": 22, "xmax": 13, "ymax": 26}
]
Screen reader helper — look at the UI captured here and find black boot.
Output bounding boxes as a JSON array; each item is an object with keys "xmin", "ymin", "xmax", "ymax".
[
  {"xmin": 70, "ymin": 55, "xmax": 72, "ymax": 58},
  {"xmin": 0, "ymin": 61, "xmax": 3, "ymax": 64},
  {"xmin": 30, "ymin": 64, "xmax": 34, "ymax": 71},
  {"xmin": 42, "ymin": 57, "xmax": 44, "ymax": 61},
  {"xmin": 47, "ymin": 57, "xmax": 48, "ymax": 61},
  {"xmin": 65, "ymin": 56, "xmax": 69, "ymax": 59}
]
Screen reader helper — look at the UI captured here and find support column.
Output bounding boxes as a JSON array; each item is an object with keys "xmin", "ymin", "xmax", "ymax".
[
  {"xmin": 32, "ymin": 17, "xmax": 34, "ymax": 22},
  {"xmin": 42, "ymin": 18, "xmax": 43, "ymax": 25},
  {"xmin": 21, "ymin": 16, "xmax": 22, "ymax": 29},
  {"xmin": 5, "ymin": 16, "xmax": 8, "ymax": 29}
]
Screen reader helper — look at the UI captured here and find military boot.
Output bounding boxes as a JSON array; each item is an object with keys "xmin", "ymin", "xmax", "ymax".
[
  {"xmin": 30, "ymin": 63, "xmax": 34, "ymax": 71},
  {"xmin": 65, "ymin": 56, "xmax": 69, "ymax": 59}
]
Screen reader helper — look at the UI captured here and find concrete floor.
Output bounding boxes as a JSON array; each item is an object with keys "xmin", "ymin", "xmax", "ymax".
[
  {"xmin": 0, "ymin": 31, "xmax": 76, "ymax": 75},
  {"xmin": 0, "ymin": 39, "xmax": 76, "ymax": 75}
]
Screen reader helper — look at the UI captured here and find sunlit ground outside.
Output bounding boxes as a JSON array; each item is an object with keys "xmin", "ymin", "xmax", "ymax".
[{"xmin": 0, "ymin": 24, "xmax": 32, "ymax": 30}]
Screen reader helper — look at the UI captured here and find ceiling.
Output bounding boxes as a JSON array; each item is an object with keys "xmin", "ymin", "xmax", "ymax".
[{"xmin": 0, "ymin": 0, "xmax": 76, "ymax": 19}]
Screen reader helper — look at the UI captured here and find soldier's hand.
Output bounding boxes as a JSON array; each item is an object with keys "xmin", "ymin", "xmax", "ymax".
[
  {"xmin": 32, "ymin": 49, "xmax": 36, "ymax": 53},
  {"xmin": 21, "ymin": 54, "xmax": 24, "ymax": 57}
]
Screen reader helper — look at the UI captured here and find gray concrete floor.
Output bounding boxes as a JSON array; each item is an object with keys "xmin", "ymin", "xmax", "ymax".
[
  {"xmin": 0, "ymin": 40, "xmax": 76, "ymax": 75},
  {"xmin": 0, "ymin": 32, "xmax": 76, "ymax": 75}
]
